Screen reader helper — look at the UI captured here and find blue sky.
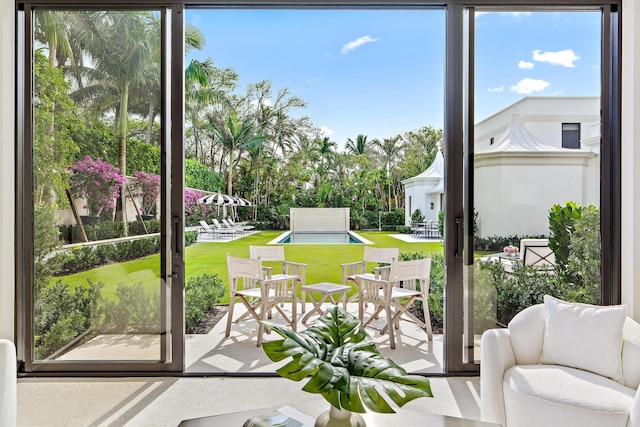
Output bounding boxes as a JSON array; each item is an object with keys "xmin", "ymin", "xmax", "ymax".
[{"xmin": 186, "ymin": 9, "xmax": 600, "ymax": 147}]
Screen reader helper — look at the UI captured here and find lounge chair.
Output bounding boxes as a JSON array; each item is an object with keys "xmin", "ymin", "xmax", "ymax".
[
  {"xmin": 211, "ymin": 218, "xmax": 241, "ymax": 236},
  {"xmin": 227, "ymin": 217, "xmax": 255, "ymax": 231},
  {"xmin": 222, "ymin": 218, "xmax": 247, "ymax": 233},
  {"xmin": 199, "ymin": 220, "xmax": 234, "ymax": 239}
]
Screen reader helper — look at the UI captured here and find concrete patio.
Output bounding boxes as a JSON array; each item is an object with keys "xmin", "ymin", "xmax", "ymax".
[{"xmin": 185, "ymin": 302, "xmax": 445, "ymax": 374}]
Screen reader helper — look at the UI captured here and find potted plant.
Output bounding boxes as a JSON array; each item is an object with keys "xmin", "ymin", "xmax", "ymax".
[
  {"xmin": 262, "ymin": 306, "xmax": 432, "ymax": 427},
  {"xmin": 69, "ymin": 156, "xmax": 125, "ymax": 223},
  {"xmin": 131, "ymin": 171, "xmax": 160, "ymax": 220}
]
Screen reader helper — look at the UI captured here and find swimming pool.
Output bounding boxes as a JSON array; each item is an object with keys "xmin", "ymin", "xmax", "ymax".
[{"xmin": 275, "ymin": 231, "xmax": 368, "ymax": 244}]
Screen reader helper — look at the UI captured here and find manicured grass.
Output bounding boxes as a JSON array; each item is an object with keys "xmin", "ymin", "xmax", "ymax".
[{"xmin": 58, "ymin": 231, "xmax": 444, "ymax": 303}]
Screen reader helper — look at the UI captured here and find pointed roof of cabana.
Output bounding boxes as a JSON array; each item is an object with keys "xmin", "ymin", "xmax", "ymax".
[
  {"xmin": 478, "ymin": 113, "xmax": 590, "ymax": 154},
  {"xmin": 401, "ymin": 151, "xmax": 444, "ymax": 194}
]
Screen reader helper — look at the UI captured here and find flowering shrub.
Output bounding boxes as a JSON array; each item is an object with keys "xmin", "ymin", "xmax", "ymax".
[
  {"xmin": 184, "ymin": 189, "xmax": 217, "ymax": 225},
  {"xmin": 70, "ymin": 156, "xmax": 125, "ymax": 216},
  {"xmin": 131, "ymin": 171, "xmax": 160, "ymax": 215}
]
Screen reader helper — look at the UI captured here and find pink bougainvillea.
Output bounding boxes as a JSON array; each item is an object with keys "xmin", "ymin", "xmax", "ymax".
[
  {"xmin": 184, "ymin": 189, "xmax": 217, "ymax": 223},
  {"xmin": 70, "ymin": 156, "xmax": 125, "ymax": 216},
  {"xmin": 131, "ymin": 171, "xmax": 161, "ymax": 214}
]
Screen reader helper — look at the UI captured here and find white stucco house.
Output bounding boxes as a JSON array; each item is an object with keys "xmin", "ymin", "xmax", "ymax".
[{"xmin": 403, "ymin": 96, "xmax": 601, "ymax": 237}]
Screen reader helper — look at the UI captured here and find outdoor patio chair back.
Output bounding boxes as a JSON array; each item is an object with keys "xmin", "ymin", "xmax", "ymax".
[
  {"xmin": 226, "ymin": 253, "xmax": 297, "ymax": 346},
  {"xmin": 356, "ymin": 256, "xmax": 433, "ymax": 349},
  {"xmin": 520, "ymin": 238, "xmax": 555, "ymax": 271},
  {"xmin": 249, "ymin": 245, "xmax": 307, "ymax": 313}
]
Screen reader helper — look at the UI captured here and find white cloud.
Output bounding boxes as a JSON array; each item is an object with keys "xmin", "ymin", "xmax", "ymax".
[
  {"xmin": 533, "ymin": 49, "xmax": 580, "ymax": 68},
  {"xmin": 341, "ymin": 36, "xmax": 378, "ymax": 54},
  {"xmin": 518, "ymin": 60, "xmax": 535, "ymax": 69},
  {"xmin": 510, "ymin": 78, "xmax": 550, "ymax": 94},
  {"xmin": 488, "ymin": 86, "xmax": 505, "ymax": 93},
  {"xmin": 320, "ymin": 126, "xmax": 334, "ymax": 136}
]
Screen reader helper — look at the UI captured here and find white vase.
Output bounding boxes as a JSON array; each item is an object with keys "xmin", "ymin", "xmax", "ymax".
[{"xmin": 314, "ymin": 405, "xmax": 366, "ymax": 427}]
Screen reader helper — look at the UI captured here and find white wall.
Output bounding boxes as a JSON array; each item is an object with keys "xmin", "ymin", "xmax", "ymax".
[
  {"xmin": 290, "ymin": 208, "xmax": 350, "ymax": 232},
  {"xmin": 0, "ymin": 0, "xmax": 15, "ymax": 341},
  {"xmin": 622, "ymin": 0, "xmax": 640, "ymax": 319}
]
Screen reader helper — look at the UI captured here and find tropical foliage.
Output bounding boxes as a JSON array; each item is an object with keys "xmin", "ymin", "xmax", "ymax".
[{"xmin": 262, "ymin": 306, "xmax": 432, "ymax": 413}]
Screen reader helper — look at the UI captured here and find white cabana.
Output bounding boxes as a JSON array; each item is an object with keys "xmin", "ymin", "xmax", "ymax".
[{"xmin": 402, "ymin": 150, "xmax": 444, "ymax": 225}]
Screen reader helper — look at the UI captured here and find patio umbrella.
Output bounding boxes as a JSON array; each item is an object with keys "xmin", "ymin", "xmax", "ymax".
[
  {"xmin": 197, "ymin": 191, "xmax": 238, "ymax": 206},
  {"xmin": 198, "ymin": 191, "xmax": 238, "ymax": 218},
  {"xmin": 233, "ymin": 195, "xmax": 253, "ymax": 207}
]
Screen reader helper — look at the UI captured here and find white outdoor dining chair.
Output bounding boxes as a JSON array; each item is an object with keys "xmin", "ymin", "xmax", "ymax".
[
  {"xmin": 340, "ymin": 246, "xmax": 399, "ymax": 318},
  {"xmin": 225, "ymin": 253, "xmax": 298, "ymax": 346},
  {"xmin": 355, "ymin": 256, "xmax": 432, "ymax": 349},
  {"xmin": 249, "ymin": 245, "xmax": 307, "ymax": 314}
]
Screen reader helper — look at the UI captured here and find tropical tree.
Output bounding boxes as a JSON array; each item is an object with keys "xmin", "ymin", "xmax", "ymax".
[
  {"xmin": 373, "ymin": 135, "xmax": 403, "ymax": 211},
  {"xmin": 71, "ymin": 11, "xmax": 157, "ymax": 224},
  {"xmin": 345, "ymin": 134, "xmax": 371, "ymax": 156},
  {"xmin": 210, "ymin": 110, "xmax": 267, "ymax": 196}
]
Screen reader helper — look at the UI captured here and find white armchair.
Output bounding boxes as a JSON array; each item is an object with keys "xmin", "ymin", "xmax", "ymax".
[
  {"xmin": 0, "ymin": 339, "xmax": 17, "ymax": 427},
  {"xmin": 481, "ymin": 296, "xmax": 640, "ymax": 427}
]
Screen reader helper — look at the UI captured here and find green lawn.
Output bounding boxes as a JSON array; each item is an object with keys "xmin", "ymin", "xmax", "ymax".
[{"xmin": 59, "ymin": 231, "xmax": 444, "ymax": 303}]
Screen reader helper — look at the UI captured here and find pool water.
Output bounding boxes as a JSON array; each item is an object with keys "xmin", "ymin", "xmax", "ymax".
[{"xmin": 278, "ymin": 232, "xmax": 364, "ymax": 244}]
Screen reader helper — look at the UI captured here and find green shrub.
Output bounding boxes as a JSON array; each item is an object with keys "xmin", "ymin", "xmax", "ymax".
[
  {"xmin": 549, "ymin": 201, "xmax": 583, "ymax": 280},
  {"xmin": 185, "ymin": 230, "xmax": 199, "ymax": 246},
  {"xmin": 566, "ymin": 206, "xmax": 601, "ymax": 304},
  {"xmin": 129, "ymin": 219, "xmax": 160, "ymax": 235},
  {"xmin": 48, "ymin": 236, "xmax": 161, "ymax": 276},
  {"xmin": 437, "ymin": 210, "xmax": 444, "ymax": 237},
  {"xmin": 380, "ymin": 209, "xmax": 404, "ymax": 228},
  {"xmin": 34, "ymin": 280, "xmax": 104, "ymax": 359},
  {"xmin": 102, "ymin": 283, "xmax": 160, "ymax": 333},
  {"xmin": 185, "ymin": 273, "xmax": 225, "ymax": 330},
  {"xmin": 411, "ymin": 209, "xmax": 425, "ymax": 223},
  {"xmin": 396, "ymin": 225, "xmax": 412, "ymax": 234}
]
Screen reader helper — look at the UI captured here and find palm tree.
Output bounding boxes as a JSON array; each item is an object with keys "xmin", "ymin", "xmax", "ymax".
[
  {"xmin": 72, "ymin": 11, "xmax": 156, "ymax": 223},
  {"xmin": 211, "ymin": 110, "xmax": 266, "ymax": 196},
  {"xmin": 373, "ymin": 135, "xmax": 403, "ymax": 211},
  {"xmin": 34, "ymin": 11, "xmax": 74, "ymax": 68},
  {"xmin": 345, "ymin": 134, "xmax": 371, "ymax": 156}
]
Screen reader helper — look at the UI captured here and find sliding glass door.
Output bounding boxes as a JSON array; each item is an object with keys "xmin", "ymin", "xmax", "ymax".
[
  {"xmin": 19, "ymin": 6, "xmax": 180, "ymax": 372},
  {"xmin": 457, "ymin": 5, "xmax": 620, "ymax": 367}
]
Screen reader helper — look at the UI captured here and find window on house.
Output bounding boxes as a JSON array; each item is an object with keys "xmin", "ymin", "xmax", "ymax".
[
  {"xmin": 562, "ymin": 123, "xmax": 581, "ymax": 149},
  {"xmin": 490, "ymin": 137, "xmax": 494, "ymax": 145}
]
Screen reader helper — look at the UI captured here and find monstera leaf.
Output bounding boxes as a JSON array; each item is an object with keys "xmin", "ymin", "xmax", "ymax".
[{"xmin": 262, "ymin": 306, "xmax": 432, "ymax": 413}]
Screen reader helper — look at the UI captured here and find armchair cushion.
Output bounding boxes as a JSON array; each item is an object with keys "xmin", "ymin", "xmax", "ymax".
[
  {"xmin": 503, "ymin": 365, "xmax": 635, "ymax": 427},
  {"xmin": 540, "ymin": 295, "xmax": 627, "ymax": 383}
]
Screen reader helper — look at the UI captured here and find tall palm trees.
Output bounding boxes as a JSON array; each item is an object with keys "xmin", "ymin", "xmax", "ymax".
[
  {"xmin": 373, "ymin": 135, "xmax": 403, "ymax": 211},
  {"xmin": 210, "ymin": 110, "xmax": 266, "ymax": 196}
]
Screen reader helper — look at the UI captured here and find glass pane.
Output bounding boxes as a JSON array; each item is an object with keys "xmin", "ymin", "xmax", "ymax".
[
  {"xmin": 466, "ymin": 10, "xmax": 602, "ymax": 363},
  {"xmin": 32, "ymin": 10, "xmax": 168, "ymax": 362},
  {"xmin": 182, "ymin": 8, "xmax": 445, "ymax": 374}
]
